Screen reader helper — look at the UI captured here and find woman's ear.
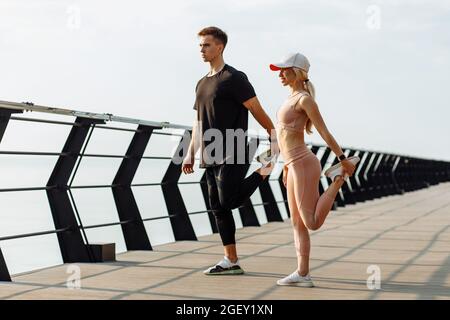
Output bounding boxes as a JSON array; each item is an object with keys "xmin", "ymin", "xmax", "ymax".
[{"xmin": 301, "ymin": 70, "xmax": 308, "ymax": 81}]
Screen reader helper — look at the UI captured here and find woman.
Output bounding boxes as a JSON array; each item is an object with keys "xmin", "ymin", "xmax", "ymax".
[{"xmin": 269, "ymin": 52, "xmax": 360, "ymax": 287}]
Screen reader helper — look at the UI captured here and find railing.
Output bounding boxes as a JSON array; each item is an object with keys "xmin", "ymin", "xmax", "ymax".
[{"xmin": 0, "ymin": 100, "xmax": 449, "ymax": 281}]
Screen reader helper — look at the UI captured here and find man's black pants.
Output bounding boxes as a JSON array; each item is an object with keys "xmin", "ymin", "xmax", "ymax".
[{"xmin": 205, "ymin": 164, "xmax": 263, "ymax": 246}]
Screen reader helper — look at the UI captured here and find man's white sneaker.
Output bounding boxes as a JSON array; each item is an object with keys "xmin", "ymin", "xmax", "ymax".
[
  {"xmin": 255, "ymin": 149, "xmax": 277, "ymax": 177},
  {"xmin": 324, "ymin": 156, "xmax": 360, "ymax": 181},
  {"xmin": 256, "ymin": 148, "xmax": 278, "ymax": 165},
  {"xmin": 277, "ymin": 271, "xmax": 314, "ymax": 287},
  {"xmin": 203, "ymin": 256, "xmax": 244, "ymax": 275}
]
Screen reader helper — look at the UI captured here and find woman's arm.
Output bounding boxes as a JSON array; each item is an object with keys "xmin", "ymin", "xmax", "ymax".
[
  {"xmin": 296, "ymin": 96, "xmax": 356, "ymax": 176},
  {"xmin": 296, "ymin": 96, "xmax": 345, "ymax": 158}
]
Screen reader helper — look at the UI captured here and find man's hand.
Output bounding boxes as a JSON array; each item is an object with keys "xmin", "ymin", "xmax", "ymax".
[
  {"xmin": 282, "ymin": 165, "xmax": 288, "ymax": 187},
  {"xmin": 270, "ymin": 137, "xmax": 280, "ymax": 158},
  {"xmin": 182, "ymin": 154, "xmax": 195, "ymax": 174}
]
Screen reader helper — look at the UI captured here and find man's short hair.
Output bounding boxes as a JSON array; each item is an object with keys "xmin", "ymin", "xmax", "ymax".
[{"xmin": 198, "ymin": 26, "xmax": 228, "ymax": 49}]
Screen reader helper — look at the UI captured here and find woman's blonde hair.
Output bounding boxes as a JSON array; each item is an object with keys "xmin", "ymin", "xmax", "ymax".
[{"xmin": 293, "ymin": 67, "xmax": 315, "ymax": 134}]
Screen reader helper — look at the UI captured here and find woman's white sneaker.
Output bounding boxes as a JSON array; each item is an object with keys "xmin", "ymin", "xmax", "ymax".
[
  {"xmin": 276, "ymin": 271, "xmax": 314, "ymax": 287},
  {"xmin": 324, "ymin": 156, "xmax": 360, "ymax": 181}
]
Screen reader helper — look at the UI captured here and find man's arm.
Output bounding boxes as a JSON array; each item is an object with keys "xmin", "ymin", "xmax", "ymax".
[
  {"xmin": 242, "ymin": 96, "xmax": 276, "ymax": 141},
  {"xmin": 182, "ymin": 118, "xmax": 200, "ymax": 174},
  {"xmin": 186, "ymin": 118, "xmax": 200, "ymax": 161}
]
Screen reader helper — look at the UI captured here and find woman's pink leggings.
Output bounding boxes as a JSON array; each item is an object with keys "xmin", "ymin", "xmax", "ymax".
[{"xmin": 286, "ymin": 151, "xmax": 340, "ymax": 257}]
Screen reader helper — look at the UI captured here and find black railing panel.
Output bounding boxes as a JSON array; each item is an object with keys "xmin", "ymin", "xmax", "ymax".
[
  {"xmin": 1, "ymin": 116, "xmax": 73, "ymax": 153},
  {"xmin": 0, "ymin": 234, "xmax": 63, "ymax": 276},
  {"xmin": 0, "ymin": 100, "xmax": 448, "ymax": 278},
  {"xmin": 143, "ymin": 129, "xmax": 186, "ymax": 158},
  {"xmin": 0, "ymin": 155, "xmax": 59, "ymax": 189},
  {"xmin": 132, "ymin": 158, "xmax": 172, "ymax": 185}
]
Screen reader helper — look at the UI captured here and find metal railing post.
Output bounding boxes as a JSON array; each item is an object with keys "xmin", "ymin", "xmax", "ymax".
[
  {"xmin": 238, "ymin": 138, "xmax": 261, "ymax": 227},
  {"xmin": 112, "ymin": 124, "xmax": 159, "ymax": 250},
  {"xmin": 162, "ymin": 130, "xmax": 197, "ymax": 240},
  {"xmin": 0, "ymin": 247, "xmax": 11, "ymax": 282},
  {"xmin": 46, "ymin": 117, "xmax": 105, "ymax": 263},
  {"xmin": 0, "ymin": 108, "xmax": 23, "ymax": 142}
]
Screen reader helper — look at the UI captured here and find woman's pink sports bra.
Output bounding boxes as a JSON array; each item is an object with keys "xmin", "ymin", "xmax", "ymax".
[
  {"xmin": 276, "ymin": 91, "xmax": 310, "ymax": 137},
  {"xmin": 276, "ymin": 91, "xmax": 312, "ymax": 163}
]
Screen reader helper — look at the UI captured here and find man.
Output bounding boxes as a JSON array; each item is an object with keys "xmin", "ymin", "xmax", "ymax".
[{"xmin": 182, "ymin": 26, "xmax": 278, "ymax": 275}]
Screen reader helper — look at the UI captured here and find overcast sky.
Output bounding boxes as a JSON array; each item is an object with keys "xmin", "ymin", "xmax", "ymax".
[{"xmin": 1, "ymin": 0, "xmax": 449, "ymax": 160}]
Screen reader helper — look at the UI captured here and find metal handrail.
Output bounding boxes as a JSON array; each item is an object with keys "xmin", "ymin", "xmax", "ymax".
[
  {"xmin": 4, "ymin": 99, "xmax": 449, "ymax": 159},
  {"xmin": 1, "ymin": 99, "xmax": 271, "ymax": 141}
]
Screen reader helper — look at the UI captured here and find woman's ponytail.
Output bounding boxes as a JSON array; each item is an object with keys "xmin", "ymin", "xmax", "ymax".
[{"xmin": 295, "ymin": 68, "xmax": 316, "ymax": 134}]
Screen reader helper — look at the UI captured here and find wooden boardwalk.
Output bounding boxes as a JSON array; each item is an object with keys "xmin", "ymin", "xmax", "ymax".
[{"xmin": 1, "ymin": 182, "xmax": 450, "ymax": 300}]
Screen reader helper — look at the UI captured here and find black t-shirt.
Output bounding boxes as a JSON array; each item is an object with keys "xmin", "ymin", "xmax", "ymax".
[{"xmin": 193, "ymin": 64, "xmax": 256, "ymax": 168}]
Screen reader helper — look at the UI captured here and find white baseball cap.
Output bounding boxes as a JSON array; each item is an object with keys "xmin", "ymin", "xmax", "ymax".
[{"xmin": 269, "ymin": 52, "xmax": 310, "ymax": 73}]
